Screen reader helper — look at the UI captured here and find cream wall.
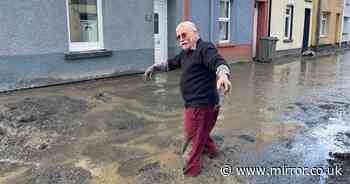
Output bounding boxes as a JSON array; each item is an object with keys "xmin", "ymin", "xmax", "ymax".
[
  {"xmin": 270, "ymin": 0, "xmax": 313, "ymax": 51},
  {"xmin": 311, "ymin": 0, "xmax": 344, "ymax": 46},
  {"xmin": 320, "ymin": 0, "xmax": 344, "ymax": 44}
]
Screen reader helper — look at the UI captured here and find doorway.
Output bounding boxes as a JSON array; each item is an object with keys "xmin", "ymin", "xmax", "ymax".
[
  {"xmin": 154, "ymin": 0, "xmax": 168, "ymax": 64},
  {"xmin": 302, "ymin": 8, "xmax": 311, "ymax": 52}
]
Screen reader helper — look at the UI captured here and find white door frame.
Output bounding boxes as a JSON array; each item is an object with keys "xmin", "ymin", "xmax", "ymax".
[{"xmin": 154, "ymin": 0, "xmax": 168, "ymax": 64}]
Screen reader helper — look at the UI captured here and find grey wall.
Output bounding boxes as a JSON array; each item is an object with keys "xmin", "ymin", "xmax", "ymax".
[
  {"xmin": 190, "ymin": 0, "xmax": 211, "ymax": 41},
  {"xmin": 103, "ymin": 0, "xmax": 154, "ymax": 50},
  {"xmin": 0, "ymin": 0, "xmax": 154, "ymax": 55},
  {"xmin": 0, "ymin": 0, "xmax": 68, "ymax": 56},
  {"xmin": 233, "ymin": 0, "xmax": 253, "ymax": 44},
  {"xmin": 0, "ymin": 50, "xmax": 151, "ymax": 92},
  {"xmin": 0, "ymin": 0, "xmax": 154, "ymax": 92},
  {"xmin": 190, "ymin": 0, "xmax": 253, "ymax": 44},
  {"xmin": 168, "ymin": 0, "xmax": 184, "ymax": 58}
]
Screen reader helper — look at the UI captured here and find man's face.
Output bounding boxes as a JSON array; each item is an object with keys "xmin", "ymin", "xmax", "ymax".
[{"xmin": 176, "ymin": 26, "xmax": 197, "ymax": 50}]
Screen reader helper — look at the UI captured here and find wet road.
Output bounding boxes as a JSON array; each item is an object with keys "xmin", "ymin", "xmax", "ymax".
[{"xmin": 1, "ymin": 52, "xmax": 350, "ymax": 184}]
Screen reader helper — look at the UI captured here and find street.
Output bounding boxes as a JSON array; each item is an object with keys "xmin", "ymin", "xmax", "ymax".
[{"xmin": 1, "ymin": 52, "xmax": 350, "ymax": 184}]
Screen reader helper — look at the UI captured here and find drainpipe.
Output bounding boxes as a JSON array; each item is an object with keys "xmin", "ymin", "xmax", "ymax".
[
  {"xmin": 268, "ymin": 0, "xmax": 272, "ymax": 36},
  {"xmin": 315, "ymin": 0, "xmax": 321, "ymax": 49},
  {"xmin": 340, "ymin": 0, "xmax": 346, "ymax": 48},
  {"xmin": 209, "ymin": 0, "xmax": 214, "ymax": 42},
  {"xmin": 183, "ymin": 0, "xmax": 190, "ymax": 20}
]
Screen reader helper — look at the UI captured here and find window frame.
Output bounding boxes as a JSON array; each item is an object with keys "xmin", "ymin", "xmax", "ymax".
[
  {"xmin": 218, "ymin": 0, "xmax": 231, "ymax": 43},
  {"xmin": 284, "ymin": 5, "xmax": 293, "ymax": 40},
  {"xmin": 320, "ymin": 12, "xmax": 329, "ymax": 37},
  {"xmin": 66, "ymin": 0, "xmax": 104, "ymax": 52},
  {"xmin": 343, "ymin": 17, "xmax": 350, "ymax": 35}
]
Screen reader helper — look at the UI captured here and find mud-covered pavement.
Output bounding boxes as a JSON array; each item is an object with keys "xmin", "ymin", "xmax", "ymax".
[{"xmin": 1, "ymin": 52, "xmax": 350, "ymax": 184}]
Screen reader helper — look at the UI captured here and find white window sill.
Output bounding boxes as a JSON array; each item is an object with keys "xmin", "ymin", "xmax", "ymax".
[{"xmin": 218, "ymin": 40, "xmax": 230, "ymax": 44}]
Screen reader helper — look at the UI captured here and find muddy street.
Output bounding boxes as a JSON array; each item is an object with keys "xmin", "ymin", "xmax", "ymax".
[{"xmin": 1, "ymin": 52, "xmax": 350, "ymax": 184}]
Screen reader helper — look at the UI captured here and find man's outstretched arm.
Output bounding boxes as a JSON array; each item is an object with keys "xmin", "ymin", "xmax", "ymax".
[
  {"xmin": 144, "ymin": 61, "xmax": 169, "ymax": 80},
  {"xmin": 202, "ymin": 43, "xmax": 232, "ymax": 94},
  {"xmin": 144, "ymin": 52, "xmax": 183, "ymax": 80}
]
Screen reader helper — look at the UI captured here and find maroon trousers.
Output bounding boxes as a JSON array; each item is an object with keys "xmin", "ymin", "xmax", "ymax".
[{"xmin": 183, "ymin": 105, "xmax": 219, "ymax": 176}]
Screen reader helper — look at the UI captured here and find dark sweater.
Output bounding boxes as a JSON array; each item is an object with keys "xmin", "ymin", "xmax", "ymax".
[{"xmin": 167, "ymin": 39, "xmax": 229, "ymax": 107}]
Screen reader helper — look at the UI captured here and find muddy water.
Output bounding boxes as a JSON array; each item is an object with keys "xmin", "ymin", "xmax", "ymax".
[{"xmin": 1, "ymin": 52, "xmax": 350, "ymax": 184}]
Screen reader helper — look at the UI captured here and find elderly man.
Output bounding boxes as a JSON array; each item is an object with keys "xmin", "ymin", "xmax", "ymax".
[{"xmin": 144, "ymin": 21, "xmax": 231, "ymax": 177}]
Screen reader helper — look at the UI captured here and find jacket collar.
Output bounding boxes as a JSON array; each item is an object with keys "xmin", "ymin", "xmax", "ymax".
[
  {"xmin": 185, "ymin": 38, "xmax": 201, "ymax": 53},
  {"xmin": 191, "ymin": 38, "xmax": 201, "ymax": 50}
]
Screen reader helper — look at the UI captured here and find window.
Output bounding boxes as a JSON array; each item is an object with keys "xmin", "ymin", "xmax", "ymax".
[
  {"xmin": 320, "ymin": 12, "xmax": 329, "ymax": 37},
  {"xmin": 284, "ymin": 6, "xmax": 293, "ymax": 40},
  {"xmin": 154, "ymin": 13, "xmax": 159, "ymax": 34},
  {"xmin": 344, "ymin": 17, "xmax": 350, "ymax": 33},
  {"xmin": 218, "ymin": 0, "xmax": 231, "ymax": 43},
  {"xmin": 66, "ymin": 0, "xmax": 104, "ymax": 52}
]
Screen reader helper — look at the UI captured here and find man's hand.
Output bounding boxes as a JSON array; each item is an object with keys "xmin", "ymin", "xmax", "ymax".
[
  {"xmin": 144, "ymin": 65, "xmax": 155, "ymax": 80},
  {"xmin": 217, "ymin": 74, "xmax": 231, "ymax": 95}
]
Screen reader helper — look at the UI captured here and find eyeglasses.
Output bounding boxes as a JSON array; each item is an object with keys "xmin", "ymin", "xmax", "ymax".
[{"xmin": 176, "ymin": 32, "xmax": 187, "ymax": 41}]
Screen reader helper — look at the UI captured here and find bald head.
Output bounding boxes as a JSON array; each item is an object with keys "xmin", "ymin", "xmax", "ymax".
[{"xmin": 176, "ymin": 21, "xmax": 200, "ymax": 50}]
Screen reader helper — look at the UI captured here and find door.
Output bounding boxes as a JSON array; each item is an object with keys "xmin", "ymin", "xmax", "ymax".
[
  {"xmin": 343, "ymin": 17, "xmax": 350, "ymax": 41},
  {"xmin": 154, "ymin": 0, "xmax": 168, "ymax": 64},
  {"xmin": 255, "ymin": 2, "xmax": 268, "ymax": 59},
  {"xmin": 302, "ymin": 8, "xmax": 311, "ymax": 52},
  {"xmin": 252, "ymin": 3, "xmax": 258, "ymax": 58}
]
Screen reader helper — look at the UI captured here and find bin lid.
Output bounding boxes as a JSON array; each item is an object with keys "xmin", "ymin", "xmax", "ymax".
[{"xmin": 260, "ymin": 37, "xmax": 279, "ymax": 41}]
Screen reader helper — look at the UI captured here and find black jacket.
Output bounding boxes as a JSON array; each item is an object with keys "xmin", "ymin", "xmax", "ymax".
[{"xmin": 168, "ymin": 39, "xmax": 229, "ymax": 107}]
